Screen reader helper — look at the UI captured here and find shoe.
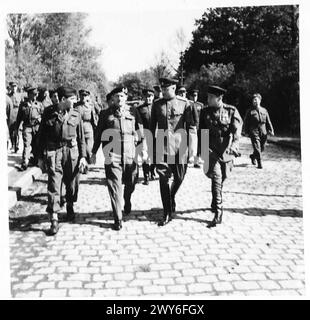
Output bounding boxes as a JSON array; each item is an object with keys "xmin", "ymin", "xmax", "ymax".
[
  {"xmin": 66, "ymin": 204, "xmax": 76, "ymax": 222},
  {"xmin": 20, "ymin": 163, "xmax": 28, "ymax": 171},
  {"xmin": 113, "ymin": 220, "xmax": 122, "ymax": 231},
  {"xmin": 194, "ymin": 164, "xmax": 201, "ymax": 168},
  {"xmin": 150, "ymin": 173, "xmax": 156, "ymax": 181},
  {"xmin": 49, "ymin": 220, "xmax": 59, "ymax": 235},
  {"xmin": 158, "ymin": 213, "xmax": 172, "ymax": 226},
  {"xmin": 249, "ymin": 154, "xmax": 256, "ymax": 165},
  {"xmin": 171, "ymin": 198, "xmax": 176, "ymax": 213},
  {"xmin": 143, "ymin": 177, "xmax": 149, "ymax": 185}
]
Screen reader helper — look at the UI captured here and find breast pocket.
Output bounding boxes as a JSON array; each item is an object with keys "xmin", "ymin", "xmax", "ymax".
[{"xmin": 66, "ymin": 117, "xmax": 78, "ymax": 138}]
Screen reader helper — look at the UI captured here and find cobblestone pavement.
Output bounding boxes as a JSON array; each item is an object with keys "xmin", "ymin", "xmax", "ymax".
[{"xmin": 9, "ymin": 137, "xmax": 304, "ymax": 298}]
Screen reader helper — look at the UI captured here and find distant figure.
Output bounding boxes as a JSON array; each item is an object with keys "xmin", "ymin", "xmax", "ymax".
[
  {"xmin": 38, "ymin": 87, "xmax": 52, "ymax": 108},
  {"xmin": 243, "ymin": 93, "xmax": 274, "ymax": 169},
  {"xmin": 7, "ymin": 81, "xmax": 22, "ymax": 153},
  {"xmin": 188, "ymin": 89, "xmax": 204, "ymax": 168}
]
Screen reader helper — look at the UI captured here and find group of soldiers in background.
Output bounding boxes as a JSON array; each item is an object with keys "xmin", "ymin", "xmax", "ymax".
[{"xmin": 5, "ymin": 79, "xmax": 274, "ymax": 235}]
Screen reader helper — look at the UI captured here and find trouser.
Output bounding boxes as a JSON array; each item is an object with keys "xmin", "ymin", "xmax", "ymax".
[
  {"xmin": 250, "ymin": 133, "xmax": 267, "ymax": 162},
  {"xmin": 156, "ymin": 163, "xmax": 188, "ymax": 214},
  {"xmin": 105, "ymin": 162, "xmax": 138, "ymax": 222},
  {"xmin": 9, "ymin": 122, "xmax": 19, "ymax": 151},
  {"xmin": 142, "ymin": 161, "xmax": 156, "ymax": 180},
  {"xmin": 206, "ymin": 158, "xmax": 233, "ymax": 213},
  {"xmin": 45, "ymin": 145, "xmax": 80, "ymax": 221},
  {"xmin": 188, "ymin": 126, "xmax": 198, "ymax": 162},
  {"xmin": 22, "ymin": 125, "xmax": 40, "ymax": 166},
  {"xmin": 83, "ymin": 123, "xmax": 94, "ymax": 163}
]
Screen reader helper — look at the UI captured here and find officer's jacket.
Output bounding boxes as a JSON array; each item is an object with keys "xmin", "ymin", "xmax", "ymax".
[
  {"xmin": 37, "ymin": 104, "xmax": 86, "ymax": 159},
  {"xmin": 198, "ymin": 103, "xmax": 243, "ymax": 162},
  {"xmin": 189, "ymin": 100, "xmax": 203, "ymax": 127},
  {"xmin": 7, "ymin": 93, "xmax": 22, "ymax": 125},
  {"xmin": 75, "ymin": 101, "xmax": 97, "ymax": 131},
  {"xmin": 137, "ymin": 103, "xmax": 152, "ymax": 130},
  {"xmin": 92, "ymin": 104, "xmax": 144, "ymax": 164},
  {"xmin": 150, "ymin": 96, "xmax": 193, "ymax": 162},
  {"xmin": 16, "ymin": 99, "xmax": 44, "ymax": 129},
  {"xmin": 243, "ymin": 106, "xmax": 274, "ymax": 136}
]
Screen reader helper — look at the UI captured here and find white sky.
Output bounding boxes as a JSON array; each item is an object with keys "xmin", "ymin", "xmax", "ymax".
[{"xmin": 85, "ymin": 9, "xmax": 206, "ymax": 82}]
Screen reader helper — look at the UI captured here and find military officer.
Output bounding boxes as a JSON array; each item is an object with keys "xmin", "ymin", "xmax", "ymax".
[
  {"xmin": 136, "ymin": 87, "xmax": 156, "ymax": 184},
  {"xmin": 37, "ymin": 86, "xmax": 87, "ymax": 235},
  {"xmin": 177, "ymin": 86, "xmax": 187, "ymax": 99},
  {"xmin": 15, "ymin": 87, "xmax": 44, "ymax": 170},
  {"xmin": 75, "ymin": 89, "xmax": 97, "ymax": 168},
  {"xmin": 199, "ymin": 85, "xmax": 243, "ymax": 228},
  {"xmin": 91, "ymin": 86, "xmax": 146, "ymax": 231},
  {"xmin": 49, "ymin": 89, "xmax": 59, "ymax": 105},
  {"xmin": 150, "ymin": 77, "xmax": 193, "ymax": 226},
  {"xmin": 7, "ymin": 81, "xmax": 22, "ymax": 153},
  {"xmin": 188, "ymin": 89, "xmax": 204, "ymax": 168},
  {"xmin": 153, "ymin": 85, "xmax": 163, "ymax": 101},
  {"xmin": 243, "ymin": 93, "xmax": 274, "ymax": 169}
]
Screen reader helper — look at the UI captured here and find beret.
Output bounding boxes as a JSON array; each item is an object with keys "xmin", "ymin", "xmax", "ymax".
[
  {"xmin": 9, "ymin": 81, "xmax": 17, "ymax": 86},
  {"xmin": 79, "ymin": 89, "xmax": 90, "ymax": 96},
  {"xmin": 208, "ymin": 85, "xmax": 226, "ymax": 96},
  {"xmin": 177, "ymin": 86, "xmax": 187, "ymax": 92},
  {"xmin": 26, "ymin": 86, "xmax": 38, "ymax": 94},
  {"xmin": 110, "ymin": 86, "xmax": 128, "ymax": 96},
  {"xmin": 252, "ymin": 93, "xmax": 262, "ymax": 100},
  {"xmin": 142, "ymin": 87, "xmax": 155, "ymax": 94},
  {"xmin": 57, "ymin": 86, "xmax": 77, "ymax": 98},
  {"xmin": 159, "ymin": 77, "xmax": 178, "ymax": 87}
]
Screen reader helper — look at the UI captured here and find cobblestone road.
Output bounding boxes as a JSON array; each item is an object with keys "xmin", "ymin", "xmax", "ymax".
[{"xmin": 9, "ymin": 138, "xmax": 304, "ymax": 298}]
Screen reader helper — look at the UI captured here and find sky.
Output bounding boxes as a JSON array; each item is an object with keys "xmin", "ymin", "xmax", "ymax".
[{"xmin": 85, "ymin": 8, "xmax": 206, "ymax": 82}]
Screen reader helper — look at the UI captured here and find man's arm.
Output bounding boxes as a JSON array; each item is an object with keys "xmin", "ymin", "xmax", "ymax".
[
  {"xmin": 92, "ymin": 109, "xmax": 106, "ymax": 154},
  {"xmin": 230, "ymin": 108, "xmax": 243, "ymax": 154},
  {"xmin": 266, "ymin": 110, "xmax": 274, "ymax": 135},
  {"xmin": 77, "ymin": 114, "xmax": 87, "ymax": 159}
]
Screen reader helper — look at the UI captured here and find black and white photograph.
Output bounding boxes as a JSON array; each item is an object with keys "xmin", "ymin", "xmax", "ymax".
[{"xmin": 1, "ymin": 0, "xmax": 308, "ymax": 300}]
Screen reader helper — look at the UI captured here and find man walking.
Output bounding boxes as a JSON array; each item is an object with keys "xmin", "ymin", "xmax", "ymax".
[
  {"xmin": 199, "ymin": 85, "xmax": 243, "ymax": 228},
  {"xmin": 243, "ymin": 93, "xmax": 274, "ymax": 169},
  {"xmin": 37, "ymin": 86, "xmax": 87, "ymax": 235}
]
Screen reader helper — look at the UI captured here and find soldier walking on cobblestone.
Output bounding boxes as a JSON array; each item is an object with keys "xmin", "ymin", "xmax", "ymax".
[
  {"xmin": 15, "ymin": 87, "xmax": 44, "ymax": 170},
  {"xmin": 150, "ymin": 78, "xmax": 194, "ymax": 226},
  {"xmin": 243, "ymin": 93, "xmax": 274, "ymax": 169},
  {"xmin": 37, "ymin": 86, "xmax": 87, "ymax": 235},
  {"xmin": 91, "ymin": 86, "xmax": 147, "ymax": 231},
  {"xmin": 199, "ymin": 85, "xmax": 243, "ymax": 228},
  {"xmin": 137, "ymin": 87, "xmax": 156, "ymax": 184},
  {"xmin": 75, "ymin": 89, "xmax": 98, "ymax": 171}
]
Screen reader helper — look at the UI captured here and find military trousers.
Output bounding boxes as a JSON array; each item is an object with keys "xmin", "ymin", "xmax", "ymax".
[
  {"xmin": 188, "ymin": 126, "xmax": 198, "ymax": 161},
  {"xmin": 206, "ymin": 157, "xmax": 233, "ymax": 213},
  {"xmin": 22, "ymin": 125, "xmax": 40, "ymax": 166},
  {"xmin": 105, "ymin": 161, "xmax": 138, "ymax": 222},
  {"xmin": 45, "ymin": 145, "xmax": 80, "ymax": 221},
  {"xmin": 156, "ymin": 162, "xmax": 188, "ymax": 214},
  {"xmin": 250, "ymin": 133, "xmax": 267, "ymax": 161},
  {"xmin": 83, "ymin": 122, "xmax": 94, "ymax": 163},
  {"xmin": 8, "ymin": 122, "xmax": 19, "ymax": 151}
]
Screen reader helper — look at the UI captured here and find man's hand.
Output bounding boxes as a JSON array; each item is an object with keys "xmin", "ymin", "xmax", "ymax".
[
  {"xmin": 268, "ymin": 130, "xmax": 274, "ymax": 136},
  {"xmin": 79, "ymin": 157, "xmax": 88, "ymax": 172},
  {"xmin": 141, "ymin": 150, "xmax": 148, "ymax": 162},
  {"xmin": 37, "ymin": 158, "xmax": 45, "ymax": 172},
  {"xmin": 90, "ymin": 153, "xmax": 96, "ymax": 165}
]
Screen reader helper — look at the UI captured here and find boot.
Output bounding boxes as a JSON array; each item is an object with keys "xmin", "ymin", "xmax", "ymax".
[
  {"xmin": 249, "ymin": 154, "xmax": 256, "ymax": 165},
  {"xmin": 66, "ymin": 203, "xmax": 76, "ymax": 222},
  {"xmin": 49, "ymin": 219, "xmax": 59, "ymax": 235},
  {"xmin": 158, "ymin": 212, "xmax": 172, "ymax": 226},
  {"xmin": 257, "ymin": 159, "xmax": 263, "ymax": 169},
  {"xmin": 143, "ymin": 175, "xmax": 149, "ymax": 185},
  {"xmin": 208, "ymin": 207, "xmax": 223, "ymax": 228},
  {"xmin": 171, "ymin": 198, "xmax": 176, "ymax": 213},
  {"xmin": 124, "ymin": 201, "xmax": 131, "ymax": 216},
  {"xmin": 113, "ymin": 220, "xmax": 122, "ymax": 231}
]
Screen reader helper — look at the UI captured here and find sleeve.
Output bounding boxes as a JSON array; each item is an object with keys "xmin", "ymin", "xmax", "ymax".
[
  {"xmin": 15, "ymin": 103, "xmax": 23, "ymax": 130},
  {"xmin": 230, "ymin": 108, "xmax": 243, "ymax": 152},
  {"xmin": 92, "ymin": 109, "xmax": 106, "ymax": 154},
  {"xmin": 184, "ymin": 100, "xmax": 194, "ymax": 131},
  {"xmin": 197, "ymin": 108, "xmax": 206, "ymax": 156},
  {"xmin": 133, "ymin": 108, "xmax": 145, "ymax": 149},
  {"xmin": 243, "ymin": 109, "xmax": 250, "ymax": 135},
  {"xmin": 191, "ymin": 102, "xmax": 199, "ymax": 127},
  {"xmin": 150, "ymin": 102, "xmax": 158, "ymax": 137},
  {"xmin": 77, "ymin": 114, "xmax": 87, "ymax": 158},
  {"xmin": 266, "ymin": 110, "xmax": 274, "ymax": 134},
  {"xmin": 37, "ymin": 110, "xmax": 48, "ymax": 158}
]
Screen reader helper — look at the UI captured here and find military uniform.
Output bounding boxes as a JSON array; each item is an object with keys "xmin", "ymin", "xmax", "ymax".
[
  {"xmin": 7, "ymin": 91, "xmax": 22, "ymax": 152},
  {"xmin": 37, "ymin": 103, "xmax": 86, "ymax": 222},
  {"xmin": 150, "ymin": 79, "xmax": 193, "ymax": 225},
  {"xmin": 75, "ymin": 100, "xmax": 97, "ymax": 163},
  {"xmin": 199, "ymin": 99, "xmax": 242, "ymax": 226},
  {"xmin": 16, "ymin": 95, "xmax": 44, "ymax": 168},
  {"xmin": 243, "ymin": 105, "xmax": 274, "ymax": 168},
  {"xmin": 137, "ymin": 102, "xmax": 156, "ymax": 182},
  {"xmin": 92, "ymin": 97, "xmax": 144, "ymax": 229}
]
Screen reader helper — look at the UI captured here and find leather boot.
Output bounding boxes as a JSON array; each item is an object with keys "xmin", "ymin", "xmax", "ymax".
[
  {"xmin": 49, "ymin": 219, "xmax": 59, "ymax": 235},
  {"xmin": 158, "ymin": 212, "xmax": 172, "ymax": 226},
  {"xmin": 66, "ymin": 203, "xmax": 75, "ymax": 221},
  {"xmin": 113, "ymin": 220, "xmax": 122, "ymax": 231}
]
